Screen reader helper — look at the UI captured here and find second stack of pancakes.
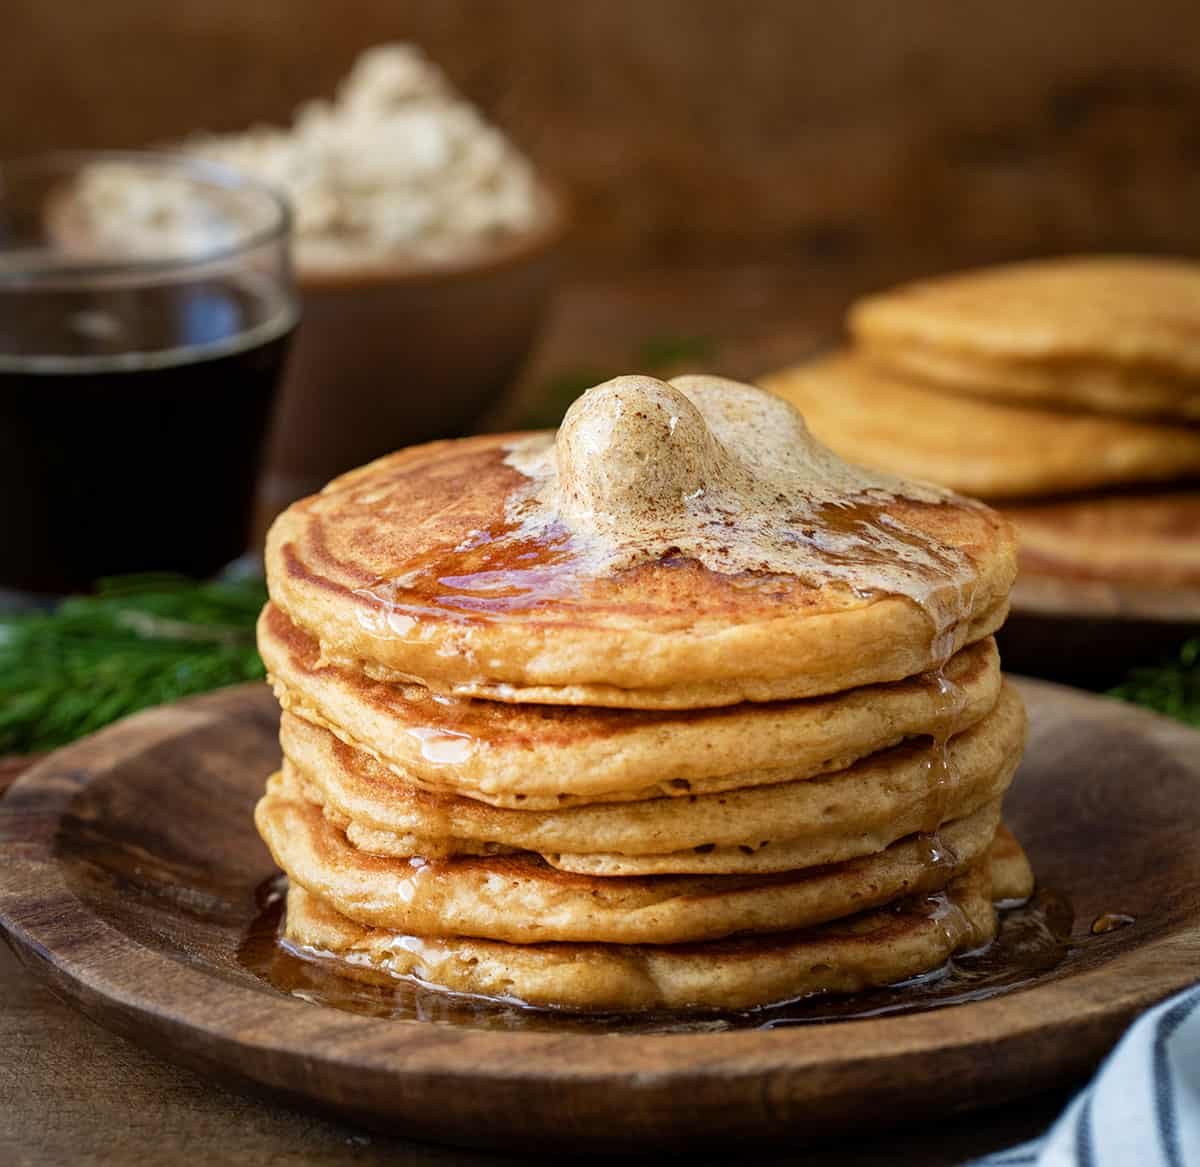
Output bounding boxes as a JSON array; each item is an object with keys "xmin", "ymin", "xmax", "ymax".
[
  {"xmin": 762, "ymin": 256, "xmax": 1200, "ymax": 604},
  {"xmin": 256, "ymin": 374, "xmax": 1033, "ymax": 1013}
]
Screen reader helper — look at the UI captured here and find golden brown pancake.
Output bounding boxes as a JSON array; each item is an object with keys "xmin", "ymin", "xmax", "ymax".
[
  {"xmin": 762, "ymin": 352, "xmax": 1200, "ymax": 500},
  {"xmin": 988, "ymin": 823, "xmax": 1035, "ymax": 903},
  {"xmin": 264, "ymin": 432, "xmax": 1015, "ymax": 709},
  {"xmin": 1003, "ymin": 491, "xmax": 1200, "ymax": 588},
  {"xmin": 281, "ymin": 683, "xmax": 1024, "ymax": 874},
  {"xmin": 263, "ymin": 603, "xmax": 1003, "ymax": 808},
  {"xmin": 850, "ymin": 256, "xmax": 1200, "ymax": 420},
  {"xmin": 282, "ymin": 858, "xmax": 1000, "ymax": 1012},
  {"xmin": 258, "ymin": 770, "xmax": 1001, "ymax": 945}
]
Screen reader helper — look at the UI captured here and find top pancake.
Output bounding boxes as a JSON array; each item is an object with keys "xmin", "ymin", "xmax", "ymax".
[
  {"xmin": 850, "ymin": 256, "xmax": 1200, "ymax": 420},
  {"xmin": 265, "ymin": 430, "xmax": 1015, "ymax": 710},
  {"xmin": 762, "ymin": 353, "xmax": 1200, "ymax": 500}
]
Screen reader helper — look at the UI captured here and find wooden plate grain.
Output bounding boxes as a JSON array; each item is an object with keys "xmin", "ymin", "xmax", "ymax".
[{"xmin": 0, "ymin": 680, "xmax": 1197, "ymax": 1151}]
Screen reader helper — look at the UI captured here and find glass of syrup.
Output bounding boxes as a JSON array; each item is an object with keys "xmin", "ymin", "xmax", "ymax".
[{"xmin": 0, "ymin": 151, "xmax": 298, "ymax": 599}]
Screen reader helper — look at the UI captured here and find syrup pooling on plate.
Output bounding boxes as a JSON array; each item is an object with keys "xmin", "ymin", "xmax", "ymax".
[
  {"xmin": 351, "ymin": 376, "xmax": 983, "ymax": 649},
  {"xmin": 239, "ymin": 878, "xmax": 1074, "ymax": 1033}
]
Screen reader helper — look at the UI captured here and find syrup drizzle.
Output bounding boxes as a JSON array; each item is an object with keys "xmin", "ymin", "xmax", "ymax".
[
  {"xmin": 919, "ymin": 668, "xmax": 968, "ymax": 852},
  {"xmin": 352, "ymin": 520, "xmax": 586, "ymax": 627}
]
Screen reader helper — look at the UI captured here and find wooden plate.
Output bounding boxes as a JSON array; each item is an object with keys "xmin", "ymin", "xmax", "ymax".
[{"xmin": 0, "ymin": 680, "xmax": 1197, "ymax": 1151}]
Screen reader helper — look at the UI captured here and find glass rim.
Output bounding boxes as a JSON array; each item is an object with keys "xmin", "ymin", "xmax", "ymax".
[{"xmin": 0, "ymin": 148, "xmax": 294, "ymax": 286}]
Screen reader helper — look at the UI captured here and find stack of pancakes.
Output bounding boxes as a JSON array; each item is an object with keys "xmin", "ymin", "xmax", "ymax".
[
  {"xmin": 762, "ymin": 257, "xmax": 1200, "ymax": 605},
  {"xmin": 255, "ymin": 374, "xmax": 1033, "ymax": 1013}
]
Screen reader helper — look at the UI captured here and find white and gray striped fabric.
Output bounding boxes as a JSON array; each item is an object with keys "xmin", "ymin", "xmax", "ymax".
[{"xmin": 970, "ymin": 985, "xmax": 1200, "ymax": 1167}]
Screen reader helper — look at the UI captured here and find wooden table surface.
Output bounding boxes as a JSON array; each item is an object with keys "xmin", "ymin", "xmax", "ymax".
[{"xmin": 1, "ymin": 264, "xmax": 1084, "ymax": 1164}]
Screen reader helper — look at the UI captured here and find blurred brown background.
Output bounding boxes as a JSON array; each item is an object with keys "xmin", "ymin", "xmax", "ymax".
[{"xmin": 8, "ymin": 0, "xmax": 1200, "ymax": 391}]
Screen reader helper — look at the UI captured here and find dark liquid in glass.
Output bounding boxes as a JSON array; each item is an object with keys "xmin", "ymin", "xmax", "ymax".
[{"xmin": 0, "ymin": 279, "xmax": 293, "ymax": 594}]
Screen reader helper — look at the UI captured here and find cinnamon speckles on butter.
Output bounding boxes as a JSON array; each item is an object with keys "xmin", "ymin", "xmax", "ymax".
[
  {"xmin": 555, "ymin": 377, "xmax": 718, "ymax": 530},
  {"xmin": 503, "ymin": 375, "xmax": 976, "ymax": 640}
]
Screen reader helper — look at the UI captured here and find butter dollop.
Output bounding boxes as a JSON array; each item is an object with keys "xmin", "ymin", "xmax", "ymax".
[{"xmin": 505, "ymin": 374, "xmax": 980, "ymax": 649}]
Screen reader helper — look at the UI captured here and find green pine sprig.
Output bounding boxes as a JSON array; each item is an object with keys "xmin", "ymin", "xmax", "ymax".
[
  {"xmin": 0, "ymin": 567, "xmax": 1196, "ymax": 758},
  {"xmin": 0, "ymin": 574, "xmax": 267, "ymax": 755},
  {"xmin": 1108, "ymin": 637, "xmax": 1200, "ymax": 728}
]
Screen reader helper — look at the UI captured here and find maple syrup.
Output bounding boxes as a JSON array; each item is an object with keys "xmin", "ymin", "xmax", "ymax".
[{"xmin": 353, "ymin": 520, "xmax": 588, "ymax": 626}]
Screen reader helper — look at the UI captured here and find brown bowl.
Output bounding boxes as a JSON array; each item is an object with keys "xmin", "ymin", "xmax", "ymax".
[{"xmin": 255, "ymin": 188, "xmax": 567, "ymax": 531}]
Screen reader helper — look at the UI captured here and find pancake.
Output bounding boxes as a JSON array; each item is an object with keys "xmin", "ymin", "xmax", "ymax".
[
  {"xmin": 850, "ymin": 256, "xmax": 1200, "ymax": 420},
  {"xmin": 264, "ymin": 415, "xmax": 1016, "ymax": 711},
  {"xmin": 1003, "ymin": 491, "xmax": 1200, "ymax": 587},
  {"xmin": 256, "ymin": 763, "xmax": 1002, "ymax": 943},
  {"xmin": 282, "ymin": 682, "xmax": 1024, "ymax": 873},
  {"xmin": 762, "ymin": 352, "xmax": 1200, "ymax": 500},
  {"xmin": 988, "ymin": 823, "xmax": 1035, "ymax": 903},
  {"xmin": 268, "ymin": 767, "xmax": 1007, "ymax": 953},
  {"xmin": 264, "ymin": 602, "xmax": 1003, "ymax": 808},
  {"xmin": 281, "ymin": 858, "xmax": 999, "ymax": 1012}
]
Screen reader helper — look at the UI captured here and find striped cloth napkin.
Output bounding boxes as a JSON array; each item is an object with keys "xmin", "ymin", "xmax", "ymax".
[{"xmin": 971, "ymin": 985, "xmax": 1200, "ymax": 1166}]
